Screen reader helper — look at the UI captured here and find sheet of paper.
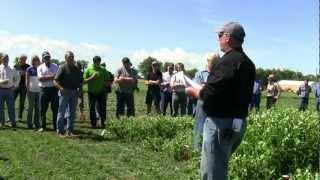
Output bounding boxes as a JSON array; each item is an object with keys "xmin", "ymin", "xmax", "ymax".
[{"xmin": 184, "ymin": 75, "xmax": 202, "ymax": 90}]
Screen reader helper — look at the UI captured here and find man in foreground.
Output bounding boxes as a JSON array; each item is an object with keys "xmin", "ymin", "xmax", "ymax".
[{"xmin": 186, "ymin": 22, "xmax": 256, "ymax": 179}]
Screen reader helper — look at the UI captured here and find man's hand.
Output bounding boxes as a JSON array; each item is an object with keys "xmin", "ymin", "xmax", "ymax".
[
  {"xmin": 90, "ymin": 72, "xmax": 98, "ymax": 80},
  {"xmin": 232, "ymin": 118, "xmax": 243, "ymax": 132},
  {"xmin": 60, "ymin": 88, "xmax": 68, "ymax": 96},
  {"xmin": 0, "ymin": 79, "xmax": 9, "ymax": 85},
  {"xmin": 186, "ymin": 87, "xmax": 201, "ymax": 98}
]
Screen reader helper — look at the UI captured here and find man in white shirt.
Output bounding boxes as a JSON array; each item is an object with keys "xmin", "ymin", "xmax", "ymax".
[
  {"xmin": 0, "ymin": 54, "xmax": 20, "ymax": 127},
  {"xmin": 37, "ymin": 51, "xmax": 59, "ymax": 131}
]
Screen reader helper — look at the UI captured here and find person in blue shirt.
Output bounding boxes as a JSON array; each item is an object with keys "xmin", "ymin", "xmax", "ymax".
[
  {"xmin": 314, "ymin": 82, "xmax": 320, "ymax": 112},
  {"xmin": 296, "ymin": 80, "xmax": 312, "ymax": 111},
  {"xmin": 249, "ymin": 79, "xmax": 262, "ymax": 111},
  {"xmin": 192, "ymin": 53, "xmax": 220, "ymax": 151}
]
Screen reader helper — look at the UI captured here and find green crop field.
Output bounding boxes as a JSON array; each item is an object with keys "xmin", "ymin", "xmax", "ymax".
[{"xmin": 0, "ymin": 81, "xmax": 319, "ymax": 179}]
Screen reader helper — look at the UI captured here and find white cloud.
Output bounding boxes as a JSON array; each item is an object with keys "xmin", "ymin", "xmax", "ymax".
[
  {"xmin": 0, "ymin": 31, "xmax": 111, "ymax": 65},
  {"xmin": 131, "ymin": 48, "xmax": 212, "ymax": 70}
]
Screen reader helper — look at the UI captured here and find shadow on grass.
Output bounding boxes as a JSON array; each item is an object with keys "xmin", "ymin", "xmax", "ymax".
[
  {"xmin": 72, "ymin": 129, "xmax": 114, "ymax": 142},
  {"xmin": 0, "ymin": 156, "xmax": 9, "ymax": 162}
]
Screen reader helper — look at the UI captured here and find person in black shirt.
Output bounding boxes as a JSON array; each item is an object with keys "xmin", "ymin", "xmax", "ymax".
[
  {"xmin": 53, "ymin": 51, "xmax": 83, "ymax": 137},
  {"xmin": 14, "ymin": 54, "xmax": 30, "ymax": 121},
  {"xmin": 186, "ymin": 22, "xmax": 255, "ymax": 180},
  {"xmin": 145, "ymin": 61, "xmax": 162, "ymax": 114}
]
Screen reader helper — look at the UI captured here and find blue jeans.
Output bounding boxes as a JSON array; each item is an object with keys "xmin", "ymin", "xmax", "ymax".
[
  {"xmin": 187, "ymin": 97, "xmax": 197, "ymax": 116},
  {"xmin": 317, "ymin": 98, "xmax": 320, "ymax": 112},
  {"xmin": 56, "ymin": 90, "xmax": 78, "ymax": 133},
  {"xmin": 160, "ymin": 91, "xmax": 172, "ymax": 116},
  {"xmin": 27, "ymin": 91, "xmax": 40, "ymax": 129},
  {"xmin": 200, "ymin": 117, "xmax": 246, "ymax": 180},
  {"xmin": 249, "ymin": 93, "xmax": 261, "ymax": 111},
  {"xmin": 0, "ymin": 88, "xmax": 16, "ymax": 125},
  {"xmin": 193, "ymin": 99, "xmax": 206, "ymax": 151}
]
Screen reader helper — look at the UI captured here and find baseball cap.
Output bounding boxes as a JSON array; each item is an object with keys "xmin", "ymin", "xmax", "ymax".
[
  {"xmin": 93, "ymin": 56, "xmax": 101, "ymax": 62},
  {"xmin": 217, "ymin": 22, "xmax": 245, "ymax": 42},
  {"xmin": 42, "ymin": 51, "xmax": 51, "ymax": 58},
  {"xmin": 152, "ymin": 61, "xmax": 158, "ymax": 65},
  {"xmin": 122, "ymin": 57, "xmax": 132, "ymax": 65}
]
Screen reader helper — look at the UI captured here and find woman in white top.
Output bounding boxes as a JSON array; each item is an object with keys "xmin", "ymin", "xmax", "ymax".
[
  {"xmin": 26, "ymin": 55, "xmax": 41, "ymax": 129},
  {"xmin": 170, "ymin": 63, "xmax": 187, "ymax": 116}
]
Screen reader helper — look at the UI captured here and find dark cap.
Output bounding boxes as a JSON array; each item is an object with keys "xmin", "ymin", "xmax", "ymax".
[
  {"xmin": 122, "ymin": 57, "xmax": 131, "ymax": 65},
  {"xmin": 93, "ymin": 56, "xmax": 101, "ymax": 62},
  {"xmin": 217, "ymin": 22, "xmax": 245, "ymax": 43},
  {"xmin": 42, "ymin": 51, "xmax": 51, "ymax": 58}
]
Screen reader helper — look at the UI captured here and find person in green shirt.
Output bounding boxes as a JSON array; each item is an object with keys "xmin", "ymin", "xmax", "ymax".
[{"xmin": 83, "ymin": 56, "xmax": 112, "ymax": 128}]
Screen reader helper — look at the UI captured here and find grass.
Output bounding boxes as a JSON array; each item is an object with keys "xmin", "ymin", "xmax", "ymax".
[
  {"xmin": 0, "ymin": 81, "xmax": 318, "ymax": 179},
  {"xmin": 0, "ymin": 124, "xmax": 195, "ymax": 179}
]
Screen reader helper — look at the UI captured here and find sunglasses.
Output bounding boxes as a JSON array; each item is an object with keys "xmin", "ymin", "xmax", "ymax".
[{"xmin": 218, "ymin": 32, "xmax": 229, "ymax": 38}]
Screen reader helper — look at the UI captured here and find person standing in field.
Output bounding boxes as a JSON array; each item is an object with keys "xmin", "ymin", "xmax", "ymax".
[
  {"xmin": 186, "ymin": 22, "xmax": 255, "ymax": 179},
  {"xmin": 75, "ymin": 61, "xmax": 85, "ymax": 121},
  {"xmin": 145, "ymin": 61, "xmax": 162, "ymax": 114},
  {"xmin": 192, "ymin": 53, "xmax": 220, "ymax": 151},
  {"xmin": 296, "ymin": 79, "xmax": 312, "ymax": 111},
  {"xmin": 160, "ymin": 63, "xmax": 174, "ymax": 116},
  {"xmin": 170, "ymin": 63, "xmax": 187, "ymax": 117},
  {"xmin": 98, "ymin": 62, "xmax": 114, "ymax": 121},
  {"xmin": 315, "ymin": 82, "xmax": 320, "ymax": 112},
  {"xmin": 249, "ymin": 78, "xmax": 262, "ymax": 111},
  {"xmin": 26, "ymin": 55, "xmax": 41, "ymax": 129},
  {"xmin": 83, "ymin": 56, "xmax": 111, "ymax": 128},
  {"xmin": 266, "ymin": 74, "xmax": 281, "ymax": 109},
  {"xmin": 114, "ymin": 57, "xmax": 138, "ymax": 118},
  {"xmin": 0, "ymin": 53, "xmax": 3, "ymax": 64},
  {"xmin": 14, "ymin": 54, "xmax": 30, "ymax": 121},
  {"xmin": 37, "ymin": 51, "xmax": 59, "ymax": 131},
  {"xmin": 54, "ymin": 51, "xmax": 83, "ymax": 136},
  {"xmin": 0, "ymin": 54, "xmax": 20, "ymax": 128}
]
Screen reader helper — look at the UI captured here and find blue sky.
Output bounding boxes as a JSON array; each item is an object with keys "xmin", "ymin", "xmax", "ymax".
[{"xmin": 0, "ymin": 0, "xmax": 318, "ymax": 74}]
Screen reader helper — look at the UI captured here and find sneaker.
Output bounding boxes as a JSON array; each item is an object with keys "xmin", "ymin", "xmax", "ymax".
[
  {"xmin": 38, "ymin": 128, "xmax": 44, "ymax": 132},
  {"xmin": 9, "ymin": 123, "xmax": 16, "ymax": 128},
  {"xmin": 66, "ymin": 131, "xmax": 77, "ymax": 137},
  {"xmin": 57, "ymin": 132, "xmax": 65, "ymax": 138}
]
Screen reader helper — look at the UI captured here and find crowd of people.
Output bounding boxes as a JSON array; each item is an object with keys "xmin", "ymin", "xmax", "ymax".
[
  {"xmin": 0, "ymin": 21, "xmax": 319, "ymax": 180},
  {"xmin": 248, "ymin": 74, "xmax": 320, "ymax": 112}
]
